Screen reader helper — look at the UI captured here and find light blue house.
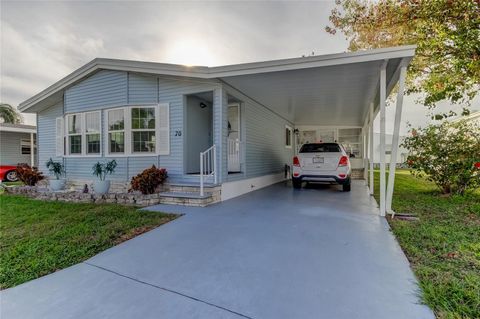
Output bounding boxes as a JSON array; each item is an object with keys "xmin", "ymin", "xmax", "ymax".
[{"xmin": 19, "ymin": 46, "xmax": 415, "ymax": 208}]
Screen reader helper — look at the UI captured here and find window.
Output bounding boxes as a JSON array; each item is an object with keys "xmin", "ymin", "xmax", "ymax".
[
  {"xmin": 131, "ymin": 107, "xmax": 156, "ymax": 153},
  {"xmin": 104, "ymin": 105, "xmax": 168, "ymax": 156},
  {"xmin": 85, "ymin": 112, "xmax": 101, "ymax": 154},
  {"xmin": 108, "ymin": 109, "xmax": 125, "ymax": 154},
  {"xmin": 300, "ymin": 143, "xmax": 341, "ymax": 153},
  {"xmin": 338, "ymin": 128, "xmax": 362, "ymax": 158},
  {"xmin": 66, "ymin": 112, "xmax": 101, "ymax": 156},
  {"xmin": 67, "ymin": 114, "xmax": 82, "ymax": 154},
  {"xmin": 21, "ymin": 139, "xmax": 36, "ymax": 154},
  {"xmin": 285, "ymin": 125, "xmax": 292, "ymax": 148}
]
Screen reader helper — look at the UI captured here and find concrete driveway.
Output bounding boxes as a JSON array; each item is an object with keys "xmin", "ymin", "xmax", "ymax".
[{"xmin": 1, "ymin": 181, "xmax": 434, "ymax": 319}]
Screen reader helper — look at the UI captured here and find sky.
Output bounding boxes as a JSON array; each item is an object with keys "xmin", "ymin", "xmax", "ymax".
[{"xmin": 1, "ymin": 0, "xmax": 478, "ymax": 134}]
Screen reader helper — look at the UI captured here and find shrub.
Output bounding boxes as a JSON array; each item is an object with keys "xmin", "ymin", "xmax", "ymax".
[
  {"xmin": 129, "ymin": 166, "xmax": 168, "ymax": 194},
  {"xmin": 402, "ymin": 119, "xmax": 480, "ymax": 195},
  {"xmin": 92, "ymin": 160, "xmax": 117, "ymax": 181},
  {"xmin": 45, "ymin": 158, "xmax": 65, "ymax": 180},
  {"xmin": 15, "ymin": 164, "xmax": 44, "ymax": 186}
]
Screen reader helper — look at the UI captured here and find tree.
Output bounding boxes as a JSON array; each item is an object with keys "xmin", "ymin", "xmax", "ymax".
[
  {"xmin": 327, "ymin": 0, "xmax": 480, "ymax": 117},
  {"xmin": 402, "ymin": 119, "xmax": 480, "ymax": 195},
  {"xmin": 0, "ymin": 104, "xmax": 23, "ymax": 124}
]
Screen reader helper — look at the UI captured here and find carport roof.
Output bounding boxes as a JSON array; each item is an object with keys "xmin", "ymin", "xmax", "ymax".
[{"xmin": 19, "ymin": 45, "xmax": 415, "ymax": 126}]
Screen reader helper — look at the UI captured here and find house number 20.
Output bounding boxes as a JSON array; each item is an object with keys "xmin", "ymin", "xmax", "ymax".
[{"xmin": 175, "ymin": 130, "xmax": 182, "ymax": 136}]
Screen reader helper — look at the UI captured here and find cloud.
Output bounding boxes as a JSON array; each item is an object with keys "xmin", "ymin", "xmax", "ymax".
[
  {"xmin": 1, "ymin": 20, "xmax": 106, "ymax": 107},
  {"xmin": 1, "ymin": 0, "xmax": 476, "ymax": 129}
]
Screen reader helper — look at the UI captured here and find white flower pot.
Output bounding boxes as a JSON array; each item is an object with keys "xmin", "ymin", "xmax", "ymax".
[
  {"xmin": 49, "ymin": 179, "xmax": 66, "ymax": 191},
  {"xmin": 93, "ymin": 180, "xmax": 111, "ymax": 195}
]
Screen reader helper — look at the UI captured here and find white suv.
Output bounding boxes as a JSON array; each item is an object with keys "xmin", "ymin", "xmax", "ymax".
[{"xmin": 292, "ymin": 142, "xmax": 351, "ymax": 191}]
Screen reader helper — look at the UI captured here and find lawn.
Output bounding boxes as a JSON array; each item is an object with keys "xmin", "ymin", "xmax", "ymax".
[
  {"xmin": 373, "ymin": 170, "xmax": 480, "ymax": 319},
  {"xmin": 0, "ymin": 195, "xmax": 177, "ymax": 289}
]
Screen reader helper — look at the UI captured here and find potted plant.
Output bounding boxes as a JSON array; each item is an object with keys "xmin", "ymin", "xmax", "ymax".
[
  {"xmin": 92, "ymin": 160, "xmax": 117, "ymax": 194},
  {"xmin": 46, "ymin": 158, "xmax": 65, "ymax": 191}
]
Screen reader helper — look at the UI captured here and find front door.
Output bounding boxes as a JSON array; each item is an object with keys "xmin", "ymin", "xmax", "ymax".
[
  {"xmin": 186, "ymin": 93, "xmax": 213, "ymax": 174},
  {"xmin": 227, "ymin": 103, "xmax": 241, "ymax": 172}
]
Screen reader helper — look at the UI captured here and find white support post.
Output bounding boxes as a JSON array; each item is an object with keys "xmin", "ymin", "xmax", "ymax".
[
  {"xmin": 363, "ymin": 125, "xmax": 368, "ymax": 181},
  {"xmin": 200, "ymin": 153, "xmax": 204, "ymax": 197},
  {"xmin": 30, "ymin": 133, "xmax": 35, "ymax": 166},
  {"xmin": 379, "ymin": 61, "xmax": 387, "ymax": 216},
  {"xmin": 369, "ymin": 103, "xmax": 374, "ymax": 195},
  {"xmin": 386, "ymin": 65, "xmax": 407, "ymax": 216},
  {"xmin": 213, "ymin": 145, "xmax": 218, "ymax": 184}
]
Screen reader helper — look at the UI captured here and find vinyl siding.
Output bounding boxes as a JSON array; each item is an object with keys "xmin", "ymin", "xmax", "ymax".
[
  {"xmin": 38, "ymin": 69, "xmax": 291, "ymax": 184},
  {"xmin": 223, "ymin": 85, "xmax": 294, "ymax": 180},
  {"xmin": 244, "ymin": 102, "xmax": 293, "ymax": 178},
  {"xmin": 157, "ymin": 76, "xmax": 222, "ymax": 179},
  {"xmin": 42, "ymin": 70, "xmax": 220, "ymax": 182},
  {"xmin": 65, "ymin": 70, "xmax": 128, "ymax": 113},
  {"xmin": 37, "ymin": 101, "xmax": 63, "ymax": 177},
  {"xmin": 128, "ymin": 73, "xmax": 158, "ymax": 104},
  {"xmin": 0, "ymin": 131, "xmax": 36, "ymax": 166}
]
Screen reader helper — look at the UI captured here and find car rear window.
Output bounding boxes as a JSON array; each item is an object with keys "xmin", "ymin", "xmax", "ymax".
[{"xmin": 299, "ymin": 143, "xmax": 341, "ymax": 153}]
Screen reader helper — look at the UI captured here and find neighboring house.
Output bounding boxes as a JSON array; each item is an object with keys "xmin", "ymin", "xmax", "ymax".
[
  {"xmin": 372, "ymin": 133, "xmax": 408, "ymax": 166},
  {"xmin": 18, "ymin": 46, "xmax": 415, "ymax": 203},
  {"xmin": 452, "ymin": 110, "xmax": 480, "ymax": 126},
  {"xmin": 0, "ymin": 123, "xmax": 37, "ymax": 166}
]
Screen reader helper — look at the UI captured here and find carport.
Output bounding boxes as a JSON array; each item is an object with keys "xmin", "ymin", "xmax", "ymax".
[{"xmin": 217, "ymin": 45, "xmax": 415, "ymax": 216}]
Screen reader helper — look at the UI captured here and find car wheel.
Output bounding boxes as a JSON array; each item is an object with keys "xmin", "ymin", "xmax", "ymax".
[
  {"xmin": 5, "ymin": 170, "xmax": 18, "ymax": 182},
  {"xmin": 342, "ymin": 182, "xmax": 351, "ymax": 192},
  {"xmin": 292, "ymin": 179, "xmax": 302, "ymax": 189}
]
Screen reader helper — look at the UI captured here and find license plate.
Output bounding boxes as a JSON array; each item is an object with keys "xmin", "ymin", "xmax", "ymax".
[{"xmin": 313, "ymin": 157, "xmax": 324, "ymax": 163}]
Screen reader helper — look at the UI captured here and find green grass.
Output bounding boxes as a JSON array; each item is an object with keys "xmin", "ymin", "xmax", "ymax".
[
  {"xmin": 372, "ymin": 170, "xmax": 480, "ymax": 319},
  {"xmin": 0, "ymin": 195, "xmax": 177, "ymax": 289}
]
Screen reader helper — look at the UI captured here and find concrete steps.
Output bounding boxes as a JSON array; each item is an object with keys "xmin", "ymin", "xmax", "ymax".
[
  {"xmin": 158, "ymin": 191, "xmax": 215, "ymax": 207},
  {"xmin": 158, "ymin": 182, "xmax": 222, "ymax": 206}
]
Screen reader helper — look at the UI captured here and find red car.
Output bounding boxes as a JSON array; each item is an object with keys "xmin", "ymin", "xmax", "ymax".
[{"xmin": 0, "ymin": 165, "xmax": 18, "ymax": 182}]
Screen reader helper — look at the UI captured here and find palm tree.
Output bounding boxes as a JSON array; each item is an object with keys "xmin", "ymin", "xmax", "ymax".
[{"xmin": 0, "ymin": 104, "xmax": 23, "ymax": 124}]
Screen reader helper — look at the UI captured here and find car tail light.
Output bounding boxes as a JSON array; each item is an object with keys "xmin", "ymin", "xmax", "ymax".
[
  {"xmin": 293, "ymin": 172, "xmax": 299, "ymax": 177},
  {"xmin": 293, "ymin": 156, "xmax": 300, "ymax": 167},
  {"xmin": 338, "ymin": 173, "xmax": 346, "ymax": 178},
  {"xmin": 338, "ymin": 156, "xmax": 349, "ymax": 167}
]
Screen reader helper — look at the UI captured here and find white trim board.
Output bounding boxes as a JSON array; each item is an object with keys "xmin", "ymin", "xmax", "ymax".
[
  {"xmin": 0, "ymin": 126, "xmax": 36, "ymax": 134},
  {"xmin": 221, "ymin": 172, "xmax": 286, "ymax": 201}
]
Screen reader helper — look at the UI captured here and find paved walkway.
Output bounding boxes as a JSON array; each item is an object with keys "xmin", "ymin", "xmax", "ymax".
[{"xmin": 1, "ymin": 181, "xmax": 434, "ymax": 319}]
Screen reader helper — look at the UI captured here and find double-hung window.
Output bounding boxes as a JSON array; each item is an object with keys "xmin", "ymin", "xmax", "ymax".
[
  {"xmin": 67, "ymin": 114, "xmax": 82, "ymax": 155},
  {"xmin": 107, "ymin": 109, "xmax": 125, "ymax": 154},
  {"xmin": 66, "ymin": 112, "xmax": 101, "ymax": 156},
  {"xmin": 105, "ymin": 103, "xmax": 169, "ymax": 156},
  {"xmin": 131, "ymin": 107, "xmax": 156, "ymax": 153},
  {"xmin": 85, "ymin": 112, "xmax": 101, "ymax": 154}
]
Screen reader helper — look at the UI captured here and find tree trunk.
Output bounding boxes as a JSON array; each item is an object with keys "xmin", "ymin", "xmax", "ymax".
[{"xmin": 442, "ymin": 184, "xmax": 451, "ymax": 194}]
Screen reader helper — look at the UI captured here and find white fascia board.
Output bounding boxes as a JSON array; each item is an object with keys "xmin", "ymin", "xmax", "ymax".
[
  {"xmin": 19, "ymin": 45, "xmax": 416, "ymax": 113},
  {"xmin": 0, "ymin": 126, "xmax": 36, "ymax": 134},
  {"xmin": 212, "ymin": 45, "xmax": 416, "ymax": 77}
]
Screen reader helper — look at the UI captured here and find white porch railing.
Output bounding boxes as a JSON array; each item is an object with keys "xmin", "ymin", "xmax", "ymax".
[
  {"xmin": 200, "ymin": 144, "xmax": 217, "ymax": 196},
  {"xmin": 227, "ymin": 138, "xmax": 241, "ymax": 172}
]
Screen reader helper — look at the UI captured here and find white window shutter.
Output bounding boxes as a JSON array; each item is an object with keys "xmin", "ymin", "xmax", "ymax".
[
  {"xmin": 55, "ymin": 117, "xmax": 64, "ymax": 157},
  {"xmin": 157, "ymin": 103, "xmax": 170, "ymax": 155}
]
